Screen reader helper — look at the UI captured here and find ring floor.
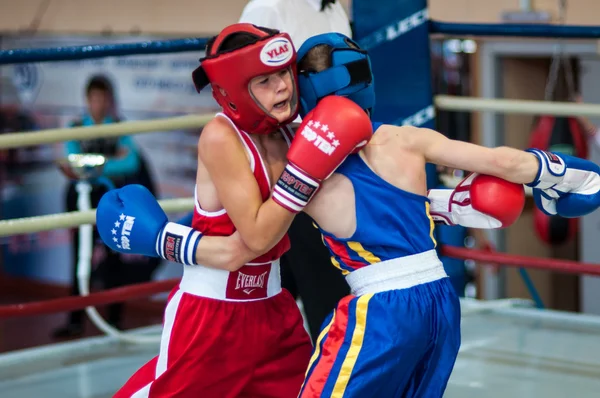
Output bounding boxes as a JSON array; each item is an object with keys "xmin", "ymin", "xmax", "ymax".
[{"xmin": 0, "ymin": 300, "xmax": 599, "ymax": 398}]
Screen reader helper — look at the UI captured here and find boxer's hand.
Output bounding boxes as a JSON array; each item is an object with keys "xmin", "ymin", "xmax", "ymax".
[
  {"xmin": 273, "ymin": 95, "xmax": 372, "ymax": 213},
  {"xmin": 526, "ymin": 149, "xmax": 600, "ymax": 217},
  {"xmin": 97, "ymin": 184, "xmax": 202, "ymax": 265},
  {"xmin": 428, "ymin": 173, "xmax": 525, "ymax": 228}
]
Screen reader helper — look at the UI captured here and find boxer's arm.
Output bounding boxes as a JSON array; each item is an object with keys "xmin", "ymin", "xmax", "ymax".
[
  {"xmin": 195, "ymin": 233, "xmax": 258, "ymax": 272},
  {"xmin": 199, "ymin": 118, "xmax": 295, "ymax": 254},
  {"xmin": 396, "ymin": 125, "xmax": 539, "ymax": 184}
]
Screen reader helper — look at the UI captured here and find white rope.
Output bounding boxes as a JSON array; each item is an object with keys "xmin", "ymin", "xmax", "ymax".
[
  {"xmin": 435, "ymin": 95, "xmax": 600, "ymax": 117},
  {"xmin": 0, "ymin": 186, "xmax": 539, "ymax": 237},
  {"xmin": 0, "ymin": 187, "xmax": 538, "ymax": 238},
  {"xmin": 0, "ymin": 114, "xmax": 213, "ymax": 149},
  {"xmin": 0, "ymin": 93, "xmax": 595, "ymax": 238},
  {"xmin": 0, "ymin": 197, "xmax": 193, "ymax": 237},
  {"xmin": 1, "ymin": 96, "xmax": 600, "ymax": 150}
]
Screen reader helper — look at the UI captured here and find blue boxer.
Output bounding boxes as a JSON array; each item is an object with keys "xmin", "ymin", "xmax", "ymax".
[{"xmin": 296, "ymin": 34, "xmax": 461, "ymax": 397}]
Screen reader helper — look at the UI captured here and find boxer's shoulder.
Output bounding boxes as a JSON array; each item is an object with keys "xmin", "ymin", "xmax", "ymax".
[
  {"xmin": 368, "ymin": 123, "xmax": 419, "ymax": 147},
  {"xmin": 198, "ymin": 116, "xmax": 243, "ymax": 154}
]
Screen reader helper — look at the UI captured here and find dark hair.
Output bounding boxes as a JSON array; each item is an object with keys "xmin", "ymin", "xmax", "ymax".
[
  {"xmin": 298, "ymin": 44, "xmax": 333, "ymax": 74},
  {"xmin": 298, "ymin": 39, "xmax": 360, "ymax": 74},
  {"xmin": 84, "ymin": 74, "xmax": 120, "ymax": 119},
  {"xmin": 85, "ymin": 75, "xmax": 113, "ymax": 96},
  {"xmin": 206, "ymin": 25, "xmax": 279, "ymax": 55}
]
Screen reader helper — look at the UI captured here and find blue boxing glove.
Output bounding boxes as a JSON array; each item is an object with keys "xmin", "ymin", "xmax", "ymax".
[
  {"xmin": 96, "ymin": 184, "xmax": 202, "ymax": 266},
  {"xmin": 526, "ymin": 149, "xmax": 600, "ymax": 217}
]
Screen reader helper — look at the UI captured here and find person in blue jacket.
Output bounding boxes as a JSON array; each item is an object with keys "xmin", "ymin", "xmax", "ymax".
[{"xmin": 53, "ymin": 75, "xmax": 160, "ymax": 338}]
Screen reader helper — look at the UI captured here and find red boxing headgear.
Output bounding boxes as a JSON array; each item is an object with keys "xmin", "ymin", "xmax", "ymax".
[{"xmin": 192, "ymin": 24, "xmax": 299, "ymax": 135}]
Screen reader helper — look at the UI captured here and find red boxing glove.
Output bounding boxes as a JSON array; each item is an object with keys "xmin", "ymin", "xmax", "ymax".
[
  {"xmin": 428, "ymin": 173, "xmax": 525, "ymax": 228},
  {"xmin": 273, "ymin": 96, "xmax": 372, "ymax": 213}
]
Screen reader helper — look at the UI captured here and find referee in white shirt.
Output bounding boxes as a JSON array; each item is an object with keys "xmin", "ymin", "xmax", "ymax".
[
  {"xmin": 239, "ymin": 0, "xmax": 352, "ymax": 343},
  {"xmin": 240, "ymin": 0, "xmax": 351, "ymax": 48}
]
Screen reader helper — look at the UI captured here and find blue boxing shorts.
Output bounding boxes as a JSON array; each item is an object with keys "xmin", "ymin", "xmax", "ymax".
[{"xmin": 298, "ymin": 250, "xmax": 461, "ymax": 398}]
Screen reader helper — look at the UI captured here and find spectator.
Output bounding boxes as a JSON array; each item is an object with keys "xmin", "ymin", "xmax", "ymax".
[{"xmin": 53, "ymin": 75, "xmax": 160, "ymax": 338}]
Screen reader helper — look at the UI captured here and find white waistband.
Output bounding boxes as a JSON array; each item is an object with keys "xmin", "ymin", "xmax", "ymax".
[
  {"xmin": 345, "ymin": 250, "xmax": 447, "ymax": 296},
  {"xmin": 179, "ymin": 259, "xmax": 282, "ymax": 302}
]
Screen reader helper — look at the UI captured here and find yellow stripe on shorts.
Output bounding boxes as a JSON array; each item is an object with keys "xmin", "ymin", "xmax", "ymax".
[
  {"xmin": 331, "ymin": 294, "xmax": 374, "ymax": 397},
  {"xmin": 299, "ymin": 312, "xmax": 336, "ymax": 396}
]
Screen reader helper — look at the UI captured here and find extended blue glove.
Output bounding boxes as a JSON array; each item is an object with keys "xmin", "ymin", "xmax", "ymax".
[
  {"xmin": 526, "ymin": 149, "xmax": 600, "ymax": 218},
  {"xmin": 96, "ymin": 184, "xmax": 202, "ymax": 266}
]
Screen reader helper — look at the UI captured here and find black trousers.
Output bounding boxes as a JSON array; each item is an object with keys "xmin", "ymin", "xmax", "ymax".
[
  {"xmin": 280, "ymin": 213, "xmax": 350, "ymax": 343},
  {"xmin": 65, "ymin": 182, "xmax": 160, "ymax": 327}
]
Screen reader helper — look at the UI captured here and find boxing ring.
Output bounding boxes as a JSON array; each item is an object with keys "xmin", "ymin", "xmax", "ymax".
[
  {"xmin": 1, "ymin": 298, "xmax": 600, "ymax": 398},
  {"xmin": 2, "ymin": 3, "xmax": 600, "ymax": 397}
]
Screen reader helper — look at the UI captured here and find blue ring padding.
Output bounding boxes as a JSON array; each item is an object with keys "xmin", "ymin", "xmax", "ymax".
[
  {"xmin": 1, "ymin": 21, "xmax": 599, "ymax": 65},
  {"xmin": 0, "ymin": 38, "xmax": 208, "ymax": 65},
  {"xmin": 430, "ymin": 21, "xmax": 600, "ymax": 38}
]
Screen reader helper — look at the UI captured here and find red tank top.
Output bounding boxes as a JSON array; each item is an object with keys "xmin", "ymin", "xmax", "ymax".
[{"xmin": 192, "ymin": 113, "xmax": 293, "ymax": 263}]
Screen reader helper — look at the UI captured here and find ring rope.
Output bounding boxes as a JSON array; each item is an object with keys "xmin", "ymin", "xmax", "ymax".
[
  {"xmin": 0, "ymin": 38, "xmax": 209, "ymax": 65},
  {"xmin": 434, "ymin": 95, "xmax": 600, "ymax": 117},
  {"xmin": 0, "ymin": 278, "xmax": 178, "ymax": 318},
  {"xmin": 1, "ymin": 245, "xmax": 598, "ymax": 319},
  {"xmin": 0, "ymin": 197, "xmax": 193, "ymax": 237},
  {"xmin": 0, "ymin": 114, "xmax": 213, "ymax": 149},
  {"xmin": 2, "ymin": 97, "xmax": 600, "ymax": 150},
  {"xmin": 441, "ymin": 246, "xmax": 600, "ymax": 276},
  {"xmin": 429, "ymin": 21, "xmax": 600, "ymax": 39},
  {"xmin": 1, "ymin": 21, "xmax": 600, "ymax": 65}
]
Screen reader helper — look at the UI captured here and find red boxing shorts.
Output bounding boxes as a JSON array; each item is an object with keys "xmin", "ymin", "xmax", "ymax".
[{"xmin": 114, "ymin": 259, "xmax": 313, "ymax": 398}]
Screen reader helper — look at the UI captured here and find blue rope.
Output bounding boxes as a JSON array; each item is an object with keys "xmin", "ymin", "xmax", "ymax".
[
  {"xmin": 430, "ymin": 21, "xmax": 600, "ymax": 39},
  {"xmin": 2, "ymin": 21, "xmax": 600, "ymax": 65},
  {"xmin": 0, "ymin": 38, "xmax": 208, "ymax": 65}
]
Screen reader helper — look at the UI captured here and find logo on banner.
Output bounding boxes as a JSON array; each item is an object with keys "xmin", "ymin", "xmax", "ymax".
[
  {"xmin": 358, "ymin": 9, "xmax": 429, "ymax": 51},
  {"xmin": 12, "ymin": 64, "xmax": 42, "ymax": 104},
  {"xmin": 400, "ymin": 105, "xmax": 435, "ymax": 127}
]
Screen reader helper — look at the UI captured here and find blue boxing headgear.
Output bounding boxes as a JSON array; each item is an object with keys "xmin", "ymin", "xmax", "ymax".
[{"xmin": 297, "ymin": 33, "xmax": 375, "ymax": 118}]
